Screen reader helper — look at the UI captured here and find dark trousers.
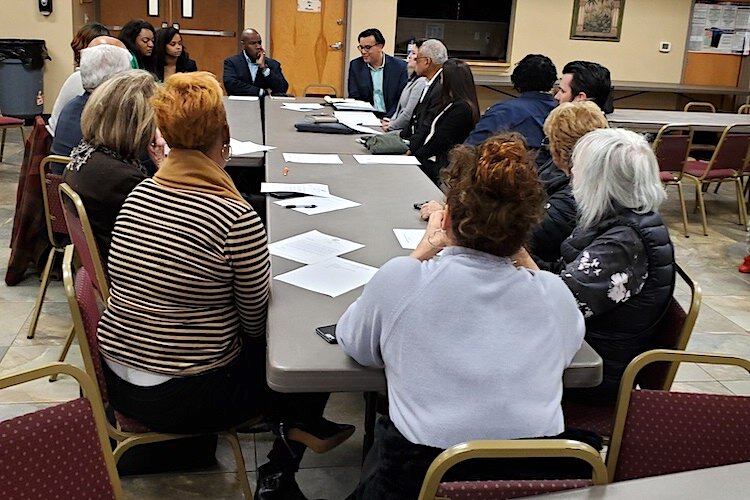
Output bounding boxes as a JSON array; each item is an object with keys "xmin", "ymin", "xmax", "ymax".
[
  {"xmin": 104, "ymin": 335, "xmax": 329, "ymax": 472},
  {"xmin": 351, "ymin": 416, "xmax": 602, "ymax": 500}
]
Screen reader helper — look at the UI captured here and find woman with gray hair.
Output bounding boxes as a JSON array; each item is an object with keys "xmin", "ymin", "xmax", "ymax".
[{"xmin": 516, "ymin": 127, "xmax": 675, "ymax": 402}]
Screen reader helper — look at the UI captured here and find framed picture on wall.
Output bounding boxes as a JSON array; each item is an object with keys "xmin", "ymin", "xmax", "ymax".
[{"xmin": 570, "ymin": 0, "xmax": 625, "ymax": 42}]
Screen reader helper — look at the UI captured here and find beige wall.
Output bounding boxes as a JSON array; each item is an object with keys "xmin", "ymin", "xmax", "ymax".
[
  {"xmin": 511, "ymin": 0, "xmax": 692, "ymax": 83},
  {"xmin": 0, "ymin": 0, "xmax": 695, "ymax": 113},
  {"xmin": 2, "ymin": 1, "xmax": 76, "ymax": 113}
]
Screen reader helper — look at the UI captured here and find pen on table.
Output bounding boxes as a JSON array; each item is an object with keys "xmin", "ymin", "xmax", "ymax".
[{"xmin": 285, "ymin": 204, "xmax": 317, "ymax": 209}]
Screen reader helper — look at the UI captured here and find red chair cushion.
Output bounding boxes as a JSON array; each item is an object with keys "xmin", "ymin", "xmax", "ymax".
[
  {"xmin": 436, "ymin": 479, "xmax": 592, "ymax": 499},
  {"xmin": 660, "ymin": 171, "xmax": 678, "ymax": 182},
  {"xmin": 0, "ymin": 398, "xmax": 116, "ymax": 499},
  {"xmin": 614, "ymin": 390, "xmax": 750, "ymax": 482},
  {"xmin": 684, "ymin": 161, "xmax": 738, "ymax": 179},
  {"xmin": 0, "ymin": 116, "xmax": 24, "ymax": 125}
]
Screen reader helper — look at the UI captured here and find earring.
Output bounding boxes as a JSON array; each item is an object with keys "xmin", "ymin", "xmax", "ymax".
[{"xmin": 221, "ymin": 143, "xmax": 232, "ymax": 162}]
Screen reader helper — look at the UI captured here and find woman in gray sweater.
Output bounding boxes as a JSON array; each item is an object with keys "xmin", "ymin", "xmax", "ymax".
[{"xmin": 338, "ymin": 133, "xmax": 585, "ymax": 498}]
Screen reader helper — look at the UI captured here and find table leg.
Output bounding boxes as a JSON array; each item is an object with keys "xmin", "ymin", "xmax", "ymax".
[{"xmin": 362, "ymin": 391, "xmax": 377, "ymax": 463}]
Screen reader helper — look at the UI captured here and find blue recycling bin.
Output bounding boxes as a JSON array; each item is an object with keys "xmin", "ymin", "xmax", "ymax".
[{"xmin": 0, "ymin": 39, "xmax": 50, "ymax": 117}]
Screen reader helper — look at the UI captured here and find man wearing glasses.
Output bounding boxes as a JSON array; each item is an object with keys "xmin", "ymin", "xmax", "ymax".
[
  {"xmin": 223, "ymin": 28, "xmax": 289, "ymax": 97},
  {"xmin": 347, "ymin": 28, "xmax": 407, "ymax": 117}
]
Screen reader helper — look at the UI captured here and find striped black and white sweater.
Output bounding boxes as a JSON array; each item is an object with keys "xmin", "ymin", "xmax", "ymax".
[{"xmin": 97, "ymin": 178, "xmax": 270, "ymax": 377}]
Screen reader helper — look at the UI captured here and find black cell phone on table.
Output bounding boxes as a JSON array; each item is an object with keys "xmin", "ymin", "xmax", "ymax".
[{"xmin": 315, "ymin": 324, "xmax": 337, "ymax": 344}]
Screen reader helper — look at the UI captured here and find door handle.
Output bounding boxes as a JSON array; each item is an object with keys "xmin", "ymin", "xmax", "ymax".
[{"xmin": 329, "ymin": 41, "xmax": 342, "ymax": 50}]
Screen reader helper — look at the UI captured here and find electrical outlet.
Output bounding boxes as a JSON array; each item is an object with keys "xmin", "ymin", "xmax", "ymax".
[
  {"xmin": 659, "ymin": 41, "xmax": 671, "ymax": 53},
  {"xmin": 474, "ymin": 31, "xmax": 480, "ymax": 41}
]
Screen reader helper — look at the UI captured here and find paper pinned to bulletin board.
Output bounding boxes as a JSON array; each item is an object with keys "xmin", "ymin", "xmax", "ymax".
[{"xmin": 298, "ymin": 0, "xmax": 321, "ymax": 13}]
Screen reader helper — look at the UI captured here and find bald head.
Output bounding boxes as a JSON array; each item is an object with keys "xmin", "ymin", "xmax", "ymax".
[
  {"xmin": 88, "ymin": 36, "xmax": 126, "ymax": 49},
  {"xmin": 240, "ymin": 28, "xmax": 264, "ymax": 61}
]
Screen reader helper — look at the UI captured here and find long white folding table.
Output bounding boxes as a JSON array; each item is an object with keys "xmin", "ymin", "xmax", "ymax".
[
  {"xmin": 261, "ymin": 98, "xmax": 603, "ymax": 453},
  {"xmin": 606, "ymin": 108, "xmax": 750, "ymax": 132}
]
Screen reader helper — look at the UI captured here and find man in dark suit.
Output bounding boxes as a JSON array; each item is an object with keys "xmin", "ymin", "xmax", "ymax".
[
  {"xmin": 400, "ymin": 39, "xmax": 448, "ymax": 150},
  {"xmin": 223, "ymin": 28, "xmax": 289, "ymax": 96},
  {"xmin": 347, "ymin": 28, "xmax": 407, "ymax": 117}
]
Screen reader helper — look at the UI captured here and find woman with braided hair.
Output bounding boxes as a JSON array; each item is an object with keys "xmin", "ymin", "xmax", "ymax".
[{"xmin": 338, "ymin": 133, "xmax": 585, "ymax": 498}]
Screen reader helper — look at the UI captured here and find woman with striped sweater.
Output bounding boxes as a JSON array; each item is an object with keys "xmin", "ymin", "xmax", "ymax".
[{"xmin": 98, "ymin": 72, "xmax": 353, "ymax": 499}]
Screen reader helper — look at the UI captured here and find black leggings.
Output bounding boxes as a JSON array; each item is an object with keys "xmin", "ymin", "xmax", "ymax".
[{"xmin": 104, "ymin": 335, "xmax": 329, "ymax": 472}]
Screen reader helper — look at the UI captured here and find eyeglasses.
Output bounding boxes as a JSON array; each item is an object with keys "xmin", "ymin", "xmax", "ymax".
[
  {"xmin": 358, "ymin": 43, "xmax": 382, "ymax": 52},
  {"xmin": 415, "ymin": 56, "xmax": 430, "ymax": 62}
]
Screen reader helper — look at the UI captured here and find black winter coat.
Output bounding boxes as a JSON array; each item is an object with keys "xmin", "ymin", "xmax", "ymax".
[
  {"xmin": 556, "ymin": 208, "xmax": 675, "ymax": 399},
  {"xmin": 530, "ymin": 158, "xmax": 577, "ymax": 264}
]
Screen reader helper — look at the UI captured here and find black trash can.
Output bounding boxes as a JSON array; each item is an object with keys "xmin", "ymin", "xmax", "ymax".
[{"xmin": 0, "ymin": 39, "xmax": 51, "ymax": 117}]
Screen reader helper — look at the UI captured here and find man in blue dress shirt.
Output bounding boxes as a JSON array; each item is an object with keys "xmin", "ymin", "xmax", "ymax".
[
  {"xmin": 347, "ymin": 28, "xmax": 407, "ymax": 117},
  {"xmin": 223, "ymin": 28, "xmax": 289, "ymax": 96}
]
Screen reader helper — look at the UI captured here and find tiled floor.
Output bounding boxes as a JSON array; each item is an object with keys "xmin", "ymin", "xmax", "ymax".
[{"xmin": 0, "ymin": 129, "xmax": 749, "ymax": 499}]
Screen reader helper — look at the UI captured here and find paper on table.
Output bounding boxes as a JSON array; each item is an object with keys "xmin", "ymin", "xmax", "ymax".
[
  {"xmin": 268, "ymin": 229, "xmax": 364, "ymax": 264},
  {"xmin": 353, "ymin": 155, "xmax": 421, "ymax": 165},
  {"xmin": 274, "ymin": 257, "xmax": 378, "ymax": 297},
  {"xmin": 393, "ymin": 229, "xmax": 426, "ymax": 250},
  {"xmin": 333, "ymin": 111, "xmax": 384, "ymax": 134},
  {"xmin": 229, "ymin": 138, "xmax": 275, "ymax": 155},
  {"xmin": 333, "ymin": 111, "xmax": 381, "ymax": 126},
  {"xmin": 282, "ymin": 102, "xmax": 324, "ymax": 112},
  {"xmin": 332, "ymin": 100, "xmax": 375, "ymax": 111},
  {"xmin": 260, "ymin": 182, "xmax": 330, "ymax": 197},
  {"xmin": 270, "ymin": 95, "xmax": 296, "ymax": 100},
  {"xmin": 228, "ymin": 95, "xmax": 259, "ymax": 101},
  {"xmin": 274, "ymin": 195, "xmax": 361, "ymax": 215},
  {"xmin": 283, "ymin": 153, "xmax": 343, "ymax": 164}
]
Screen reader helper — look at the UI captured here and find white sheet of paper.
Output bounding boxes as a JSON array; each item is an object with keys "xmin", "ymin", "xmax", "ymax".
[
  {"xmin": 229, "ymin": 138, "xmax": 275, "ymax": 155},
  {"xmin": 274, "ymin": 257, "xmax": 378, "ymax": 297},
  {"xmin": 333, "ymin": 111, "xmax": 384, "ymax": 134},
  {"xmin": 393, "ymin": 229, "xmax": 426, "ymax": 250},
  {"xmin": 282, "ymin": 153, "xmax": 343, "ymax": 164},
  {"xmin": 260, "ymin": 182, "xmax": 330, "ymax": 197},
  {"xmin": 268, "ymin": 230, "xmax": 364, "ymax": 264},
  {"xmin": 333, "ymin": 111, "xmax": 381, "ymax": 126},
  {"xmin": 274, "ymin": 195, "xmax": 361, "ymax": 215},
  {"xmin": 282, "ymin": 102, "xmax": 324, "ymax": 111},
  {"xmin": 270, "ymin": 95, "xmax": 296, "ymax": 101},
  {"xmin": 353, "ymin": 155, "xmax": 421, "ymax": 165},
  {"xmin": 332, "ymin": 100, "xmax": 375, "ymax": 111},
  {"xmin": 228, "ymin": 95, "xmax": 260, "ymax": 101}
]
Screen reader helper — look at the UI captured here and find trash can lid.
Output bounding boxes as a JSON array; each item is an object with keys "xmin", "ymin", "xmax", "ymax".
[{"xmin": 0, "ymin": 39, "xmax": 51, "ymax": 70}]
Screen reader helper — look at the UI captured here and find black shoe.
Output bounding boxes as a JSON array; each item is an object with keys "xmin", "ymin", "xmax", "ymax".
[
  {"xmin": 286, "ymin": 417, "xmax": 355, "ymax": 454},
  {"xmin": 255, "ymin": 464, "xmax": 307, "ymax": 500}
]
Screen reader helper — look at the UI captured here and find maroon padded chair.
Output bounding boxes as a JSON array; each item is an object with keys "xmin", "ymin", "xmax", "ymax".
[
  {"xmin": 562, "ymin": 263, "xmax": 702, "ymax": 440},
  {"xmin": 0, "ymin": 362, "xmax": 123, "ymax": 499},
  {"xmin": 435, "ymin": 479, "xmax": 594, "ymax": 499},
  {"xmin": 652, "ymin": 124, "xmax": 693, "ymax": 237},
  {"xmin": 606, "ymin": 350, "xmax": 750, "ymax": 482},
  {"xmin": 61, "ymin": 245, "xmax": 255, "ymax": 498},
  {"xmin": 0, "ymin": 112, "xmax": 25, "ymax": 162},
  {"xmin": 59, "ymin": 183, "xmax": 110, "ymax": 303},
  {"xmin": 418, "ymin": 439, "xmax": 607, "ymax": 500},
  {"xmin": 682, "ymin": 123, "xmax": 750, "ymax": 235},
  {"xmin": 28, "ymin": 155, "xmax": 71, "ymax": 341}
]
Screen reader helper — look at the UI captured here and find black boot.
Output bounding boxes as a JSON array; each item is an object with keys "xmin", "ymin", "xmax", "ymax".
[{"xmin": 255, "ymin": 463, "xmax": 308, "ymax": 500}]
